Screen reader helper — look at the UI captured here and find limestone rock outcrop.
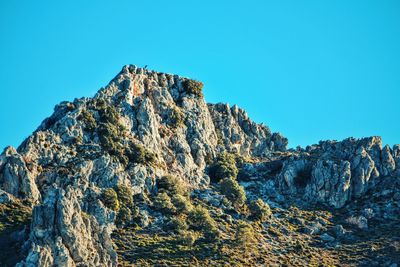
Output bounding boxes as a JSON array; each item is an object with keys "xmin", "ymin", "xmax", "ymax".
[
  {"xmin": 0, "ymin": 65, "xmax": 398, "ymax": 266},
  {"xmin": 0, "ymin": 65, "xmax": 286, "ymax": 266}
]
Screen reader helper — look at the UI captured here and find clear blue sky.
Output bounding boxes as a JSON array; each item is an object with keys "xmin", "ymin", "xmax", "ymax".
[{"xmin": 1, "ymin": 1, "xmax": 399, "ymax": 150}]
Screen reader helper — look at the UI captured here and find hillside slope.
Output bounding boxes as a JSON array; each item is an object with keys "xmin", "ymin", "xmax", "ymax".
[{"xmin": 0, "ymin": 65, "xmax": 399, "ymax": 266}]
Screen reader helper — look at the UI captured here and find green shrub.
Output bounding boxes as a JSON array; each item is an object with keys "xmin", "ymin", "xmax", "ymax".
[
  {"xmin": 209, "ymin": 152, "xmax": 238, "ymax": 183},
  {"xmin": 115, "ymin": 184, "xmax": 133, "ymax": 208},
  {"xmin": 183, "ymin": 79, "xmax": 203, "ymax": 97},
  {"xmin": 157, "ymin": 175, "xmax": 187, "ymax": 196},
  {"xmin": 125, "ymin": 142, "xmax": 156, "ymax": 165},
  {"xmin": 116, "ymin": 206, "xmax": 132, "ymax": 227},
  {"xmin": 98, "ymin": 123, "xmax": 156, "ymax": 167},
  {"xmin": 171, "ymin": 194, "xmax": 193, "ymax": 214},
  {"xmin": 249, "ymin": 199, "xmax": 272, "ymax": 221},
  {"xmin": 219, "ymin": 178, "xmax": 246, "ymax": 207},
  {"xmin": 234, "ymin": 220, "xmax": 255, "ymax": 248},
  {"xmin": 73, "ymin": 135, "xmax": 83, "ymax": 145},
  {"xmin": 98, "ymin": 122, "xmax": 127, "ymax": 165},
  {"xmin": 188, "ymin": 205, "xmax": 218, "ymax": 236},
  {"xmin": 91, "ymin": 100, "xmax": 157, "ymax": 168},
  {"xmin": 168, "ymin": 107, "xmax": 184, "ymax": 128},
  {"xmin": 79, "ymin": 109, "xmax": 96, "ymax": 132},
  {"xmin": 94, "ymin": 98, "xmax": 107, "ymax": 110},
  {"xmin": 99, "ymin": 105, "xmax": 120, "ymax": 125},
  {"xmin": 153, "ymin": 192, "xmax": 176, "ymax": 214},
  {"xmin": 94, "ymin": 101, "xmax": 131, "ymax": 166},
  {"xmin": 102, "ymin": 188, "xmax": 120, "ymax": 211},
  {"xmin": 179, "ymin": 230, "xmax": 197, "ymax": 246},
  {"xmin": 167, "ymin": 216, "xmax": 189, "ymax": 233}
]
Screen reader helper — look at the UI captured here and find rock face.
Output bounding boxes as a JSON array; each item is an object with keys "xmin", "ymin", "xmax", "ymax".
[
  {"xmin": 0, "ymin": 146, "xmax": 40, "ymax": 203},
  {"xmin": 0, "ymin": 65, "xmax": 287, "ymax": 266},
  {"xmin": 0, "ymin": 65, "xmax": 398, "ymax": 266},
  {"xmin": 276, "ymin": 137, "xmax": 399, "ymax": 208},
  {"xmin": 241, "ymin": 136, "xmax": 399, "ymax": 208},
  {"xmin": 208, "ymin": 103, "xmax": 287, "ymax": 157}
]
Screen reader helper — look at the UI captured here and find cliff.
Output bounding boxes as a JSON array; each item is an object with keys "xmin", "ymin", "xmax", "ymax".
[{"xmin": 0, "ymin": 65, "xmax": 398, "ymax": 266}]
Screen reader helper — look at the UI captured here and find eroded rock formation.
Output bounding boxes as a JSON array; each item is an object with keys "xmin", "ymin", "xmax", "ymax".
[{"xmin": 0, "ymin": 65, "xmax": 398, "ymax": 266}]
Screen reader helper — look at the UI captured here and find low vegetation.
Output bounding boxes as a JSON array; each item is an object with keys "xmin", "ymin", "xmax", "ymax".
[
  {"xmin": 0, "ymin": 201, "xmax": 32, "ymax": 266},
  {"xmin": 209, "ymin": 152, "xmax": 239, "ymax": 183},
  {"xmin": 168, "ymin": 107, "xmax": 184, "ymax": 129},
  {"xmin": 187, "ymin": 205, "xmax": 218, "ymax": 239},
  {"xmin": 157, "ymin": 175, "xmax": 187, "ymax": 196},
  {"xmin": 112, "ymin": 185, "xmax": 397, "ymax": 267},
  {"xmin": 234, "ymin": 220, "xmax": 256, "ymax": 249},
  {"xmin": 115, "ymin": 184, "xmax": 134, "ymax": 208},
  {"xmin": 219, "ymin": 177, "xmax": 246, "ymax": 208},
  {"xmin": 102, "ymin": 188, "xmax": 120, "ymax": 211},
  {"xmin": 249, "ymin": 198, "xmax": 272, "ymax": 221},
  {"xmin": 153, "ymin": 192, "xmax": 176, "ymax": 214},
  {"xmin": 78, "ymin": 109, "xmax": 96, "ymax": 132},
  {"xmin": 183, "ymin": 79, "xmax": 204, "ymax": 97}
]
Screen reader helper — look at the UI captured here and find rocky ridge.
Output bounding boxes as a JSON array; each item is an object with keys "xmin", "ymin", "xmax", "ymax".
[{"xmin": 0, "ymin": 65, "xmax": 399, "ymax": 266}]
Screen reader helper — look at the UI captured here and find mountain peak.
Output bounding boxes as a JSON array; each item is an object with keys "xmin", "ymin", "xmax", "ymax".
[{"xmin": 0, "ymin": 66, "xmax": 398, "ymax": 266}]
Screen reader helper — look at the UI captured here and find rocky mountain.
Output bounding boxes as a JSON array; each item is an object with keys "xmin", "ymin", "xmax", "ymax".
[{"xmin": 0, "ymin": 65, "xmax": 399, "ymax": 266}]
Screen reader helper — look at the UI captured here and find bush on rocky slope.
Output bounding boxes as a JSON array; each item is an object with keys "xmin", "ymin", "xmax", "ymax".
[
  {"xmin": 116, "ymin": 206, "xmax": 132, "ymax": 227},
  {"xmin": 219, "ymin": 177, "xmax": 247, "ymax": 207},
  {"xmin": 157, "ymin": 175, "xmax": 187, "ymax": 196},
  {"xmin": 115, "ymin": 184, "xmax": 133, "ymax": 208},
  {"xmin": 168, "ymin": 107, "xmax": 185, "ymax": 129},
  {"xmin": 153, "ymin": 192, "xmax": 176, "ymax": 214},
  {"xmin": 183, "ymin": 79, "xmax": 203, "ymax": 97},
  {"xmin": 98, "ymin": 122, "xmax": 128, "ymax": 164},
  {"xmin": 125, "ymin": 142, "xmax": 157, "ymax": 165},
  {"xmin": 102, "ymin": 188, "xmax": 120, "ymax": 211},
  {"xmin": 188, "ymin": 205, "xmax": 218, "ymax": 239},
  {"xmin": 178, "ymin": 230, "xmax": 198, "ymax": 247},
  {"xmin": 78, "ymin": 109, "xmax": 96, "ymax": 132},
  {"xmin": 249, "ymin": 198, "xmax": 272, "ymax": 221},
  {"xmin": 0, "ymin": 201, "xmax": 31, "ymax": 266},
  {"xmin": 171, "ymin": 194, "xmax": 193, "ymax": 214},
  {"xmin": 234, "ymin": 220, "xmax": 256, "ymax": 249},
  {"xmin": 209, "ymin": 152, "xmax": 239, "ymax": 182},
  {"xmin": 167, "ymin": 216, "xmax": 189, "ymax": 233}
]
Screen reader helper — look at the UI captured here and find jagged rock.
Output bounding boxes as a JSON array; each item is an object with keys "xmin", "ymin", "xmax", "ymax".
[
  {"xmin": 305, "ymin": 159, "xmax": 351, "ymax": 208},
  {"xmin": 0, "ymin": 65, "xmax": 290, "ymax": 266},
  {"xmin": 381, "ymin": 145, "xmax": 396, "ymax": 176},
  {"xmin": 19, "ymin": 186, "xmax": 116, "ymax": 267},
  {"xmin": 0, "ymin": 65, "xmax": 399, "ymax": 266},
  {"xmin": 332, "ymin": 225, "xmax": 346, "ymax": 238},
  {"xmin": 346, "ymin": 215, "xmax": 368, "ymax": 230},
  {"xmin": 303, "ymin": 222, "xmax": 324, "ymax": 235},
  {"xmin": 362, "ymin": 208, "xmax": 374, "ymax": 219},
  {"xmin": 320, "ymin": 233, "xmax": 335, "ymax": 242},
  {"xmin": 276, "ymin": 156, "xmax": 310, "ymax": 194},
  {"xmin": 271, "ymin": 136, "xmax": 399, "ymax": 208},
  {"xmin": 208, "ymin": 103, "xmax": 287, "ymax": 156},
  {"xmin": 0, "ymin": 188, "xmax": 16, "ymax": 204},
  {"xmin": 0, "ymin": 146, "xmax": 40, "ymax": 203}
]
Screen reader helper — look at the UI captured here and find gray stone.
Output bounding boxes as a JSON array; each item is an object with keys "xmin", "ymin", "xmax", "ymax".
[
  {"xmin": 0, "ymin": 64, "xmax": 399, "ymax": 266},
  {"xmin": 320, "ymin": 233, "xmax": 335, "ymax": 242},
  {"xmin": 332, "ymin": 224, "xmax": 346, "ymax": 238}
]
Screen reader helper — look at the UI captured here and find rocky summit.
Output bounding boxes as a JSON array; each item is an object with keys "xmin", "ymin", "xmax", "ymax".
[{"xmin": 0, "ymin": 65, "xmax": 399, "ymax": 267}]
